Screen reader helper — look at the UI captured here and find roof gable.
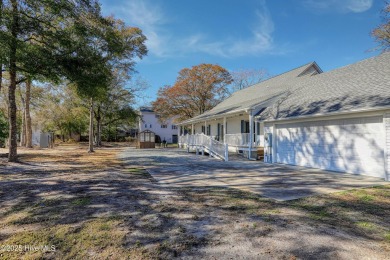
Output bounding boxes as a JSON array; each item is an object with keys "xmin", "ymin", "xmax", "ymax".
[{"xmin": 298, "ymin": 62, "xmax": 322, "ymax": 77}]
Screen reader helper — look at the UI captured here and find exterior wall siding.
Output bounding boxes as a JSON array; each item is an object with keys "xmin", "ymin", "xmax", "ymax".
[
  {"xmin": 186, "ymin": 114, "xmax": 250, "ymax": 135},
  {"xmin": 384, "ymin": 113, "xmax": 390, "ymax": 181},
  {"xmin": 274, "ymin": 116, "xmax": 386, "ymax": 178},
  {"xmin": 226, "ymin": 115, "xmax": 249, "ymax": 134}
]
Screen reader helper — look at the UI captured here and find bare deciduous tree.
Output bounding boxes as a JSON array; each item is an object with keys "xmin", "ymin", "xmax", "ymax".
[
  {"xmin": 372, "ymin": 2, "xmax": 390, "ymax": 51},
  {"xmin": 230, "ymin": 69, "xmax": 269, "ymax": 93}
]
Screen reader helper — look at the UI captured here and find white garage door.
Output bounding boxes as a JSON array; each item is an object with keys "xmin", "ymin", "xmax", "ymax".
[{"xmin": 275, "ymin": 116, "xmax": 385, "ymax": 178}]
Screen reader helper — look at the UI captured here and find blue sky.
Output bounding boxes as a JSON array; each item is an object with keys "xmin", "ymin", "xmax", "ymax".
[{"xmin": 100, "ymin": 0, "xmax": 385, "ymax": 106}]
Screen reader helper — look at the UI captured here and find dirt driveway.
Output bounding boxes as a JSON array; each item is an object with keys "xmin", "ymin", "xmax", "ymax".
[
  {"xmin": 120, "ymin": 148, "xmax": 387, "ymax": 200},
  {"xmin": 1, "ymin": 145, "xmax": 389, "ymax": 259}
]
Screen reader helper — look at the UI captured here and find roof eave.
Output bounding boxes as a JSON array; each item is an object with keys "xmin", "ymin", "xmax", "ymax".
[
  {"xmin": 177, "ymin": 108, "xmax": 250, "ymax": 125},
  {"xmin": 261, "ymin": 106, "xmax": 390, "ymax": 123}
]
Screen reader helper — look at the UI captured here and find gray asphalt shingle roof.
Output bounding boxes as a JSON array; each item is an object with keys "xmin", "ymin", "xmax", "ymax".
[
  {"xmin": 139, "ymin": 107, "xmax": 154, "ymax": 113},
  {"xmin": 181, "ymin": 62, "xmax": 320, "ymax": 123},
  {"xmin": 180, "ymin": 52, "xmax": 390, "ymax": 124},
  {"xmin": 259, "ymin": 51, "xmax": 390, "ymax": 120}
]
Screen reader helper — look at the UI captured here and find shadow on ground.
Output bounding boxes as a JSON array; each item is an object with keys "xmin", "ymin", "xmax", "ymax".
[{"xmin": 0, "ymin": 145, "xmax": 389, "ymax": 259}]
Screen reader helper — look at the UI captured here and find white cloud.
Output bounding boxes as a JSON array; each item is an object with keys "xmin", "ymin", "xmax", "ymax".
[
  {"xmin": 228, "ymin": 6, "xmax": 275, "ymax": 56},
  {"xmin": 346, "ymin": 0, "xmax": 373, "ymax": 13},
  {"xmin": 101, "ymin": 0, "xmax": 171, "ymax": 57},
  {"xmin": 101, "ymin": 0, "xmax": 280, "ymax": 58},
  {"xmin": 303, "ymin": 0, "xmax": 373, "ymax": 13},
  {"xmin": 174, "ymin": 1, "xmax": 278, "ymax": 58}
]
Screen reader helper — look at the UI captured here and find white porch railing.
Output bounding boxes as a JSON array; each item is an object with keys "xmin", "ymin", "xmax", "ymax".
[
  {"xmin": 224, "ymin": 134, "xmax": 264, "ymax": 147},
  {"xmin": 256, "ymin": 135, "xmax": 264, "ymax": 147},
  {"xmin": 179, "ymin": 133, "xmax": 229, "ymax": 161}
]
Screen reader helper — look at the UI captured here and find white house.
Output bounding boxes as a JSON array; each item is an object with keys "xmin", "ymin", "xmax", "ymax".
[
  {"xmin": 178, "ymin": 52, "xmax": 390, "ymax": 181},
  {"xmin": 138, "ymin": 107, "xmax": 178, "ymax": 143}
]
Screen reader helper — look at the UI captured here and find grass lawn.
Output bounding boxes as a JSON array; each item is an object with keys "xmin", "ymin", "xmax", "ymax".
[{"xmin": 0, "ymin": 144, "xmax": 390, "ymax": 259}]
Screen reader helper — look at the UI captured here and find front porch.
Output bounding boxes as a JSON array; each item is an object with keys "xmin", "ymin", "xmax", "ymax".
[
  {"xmin": 178, "ymin": 133, "xmax": 264, "ymax": 161},
  {"xmin": 177, "ymin": 111, "xmax": 265, "ymax": 161}
]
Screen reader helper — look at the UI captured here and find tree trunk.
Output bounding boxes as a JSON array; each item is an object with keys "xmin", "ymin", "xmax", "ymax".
[
  {"xmin": 107, "ymin": 121, "xmax": 110, "ymax": 142},
  {"xmin": 50, "ymin": 132, "xmax": 54, "ymax": 148},
  {"xmin": 96, "ymin": 105, "xmax": 102, "ymax": 147},
  {"xmin": 115, "ymin": 123, "xmax": 118, "ymax": 142},
  {"xmin": 88, "ymin": 97, "xmax": 94, "ymax": 153},
  {"xmin": 0, "ymin": 60, "xmax": 2, "ymax": 93},
  {"xmin": 0, "ymin": 0, "xmax": 3, "ymax": 94},
  {"xmin": 25, "ymin": 78, "xmax": 32, "ymax": 148},
  {"xmin": 18, "ymin": 85, "xmax": 26, "ymax": 147},
  {"xmin": 8, "ymin": 0, "xmax": 19, "ymax": 162},
  {"xmin": 20, "ymin": 109, "xmax": 25, "ymax": 146},
  {"xmin": 97, "ymin": 119, "xmax": 102, "ymax": 146},
  {"xmin": 8, "ymin": 64, "xmax": 18, "ymax": 162}
]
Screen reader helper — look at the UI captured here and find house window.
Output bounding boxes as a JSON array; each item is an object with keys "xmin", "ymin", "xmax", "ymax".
[
  {"xmin": 206, "ymin": 125, "xmax": 211, "ymax": 136},
  {"xmin": 155, "ymin": 115, "xmax": 160, "ymax": 118},
  {"xmin": 172, "ymin": 125, "xmax": 177, "ymax": 130},
  {"xmin": 241, "ymin": 120, "xmax": 250, "ymax": 133},
  {"xmin": 150, "ymin": 124, "xmax": 152, "ymax": 128},
  {"xmin": 217, "ymin": 123, "xmax": 224, "ymax": 142},
  {"xmin": 144, "ymin": 124, "xmax": 147, "ymax": 128},
  {"xmin": 201, "ymin": 125, "xmax": 205, "ymax": 133},
  {"xmin": 161, "ymin": 124, "xmax": 167, "ymax": 128}
]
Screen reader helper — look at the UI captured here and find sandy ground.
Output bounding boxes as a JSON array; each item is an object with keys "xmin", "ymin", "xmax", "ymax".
[
  {"xmin": 120, "ymin": 147, "xmax": 387, "ymax": 201},
  {"xmin": 0, "ymin": 144, "xmax": 390, "ymax": 259}
]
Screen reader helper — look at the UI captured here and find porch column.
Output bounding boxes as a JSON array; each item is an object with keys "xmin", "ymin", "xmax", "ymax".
[
  {"xmin": 223, "ymin": 117, "xmax": 227, "ymax": 144},
  {"xmin": 254, "ymin": 120, "xmax": 258, "ymax": 146},
  {"xmin": 177, "ymin": 126, "xmax": 181, "ymax": 148},
  {"xmin": 248, "ymin": 111, "xmax": 253, "ymax": 159},
  {"xmin": 191, "ymin": 123, "xmax": 194, "ymax": 135}
]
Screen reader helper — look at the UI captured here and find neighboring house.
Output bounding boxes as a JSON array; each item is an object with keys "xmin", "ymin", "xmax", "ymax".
[
  {"xmin": 178, "ymin": 52, "xmax": 390, "ymax": 181},
  {"xmin": 138, "ymin": 107, "xmax": 178, "ymax": 143}
]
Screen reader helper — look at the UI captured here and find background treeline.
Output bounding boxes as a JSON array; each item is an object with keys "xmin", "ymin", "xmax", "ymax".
[{"xmin": 0, "ymin": 0, "xmax": 148, "ymax": 161}]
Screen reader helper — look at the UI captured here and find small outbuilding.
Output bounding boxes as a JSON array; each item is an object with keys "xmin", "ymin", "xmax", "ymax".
[
  {"xmin": 32, "ymin": 131, "xmax": 54, "ymax": 148},
  {"xmin": 137, "ymin": 130, "xmax": 156, "ymax": 149}
]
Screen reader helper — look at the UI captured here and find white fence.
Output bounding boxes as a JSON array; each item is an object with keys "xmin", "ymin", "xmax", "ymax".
[{"xmin": 179, "ymin": 133, "xmax": 228, "ymax": 161}]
